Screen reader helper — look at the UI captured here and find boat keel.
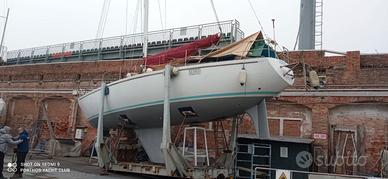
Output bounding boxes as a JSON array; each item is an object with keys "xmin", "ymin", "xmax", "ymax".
[{"xmin": 245, "ymin": 99, "xmax": 270, "ymax": 139}]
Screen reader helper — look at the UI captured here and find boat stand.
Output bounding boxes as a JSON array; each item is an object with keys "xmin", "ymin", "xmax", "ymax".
[
  {"xmin": 94, "ymin": 65, "xmax": 254, "ymax": 178},
  {"xmin": 216, "ymin": 116, "xmax": 239, "ymax": 172},
  {"xmin": 94, "ymin": 82, "xmax": 111, "ymax": 174},
  {"xmin": 182, "ymin": 126, "xmax": 210, "ymax": 167},
  {"xmin": 160, "ymin": 64, "xmax": 190, "ymax": 176},
  {"xmin": 160, "ymin": 65, "xmax": 238, "ymax": 178}
]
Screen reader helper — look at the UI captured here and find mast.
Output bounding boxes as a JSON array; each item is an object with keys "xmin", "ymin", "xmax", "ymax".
[
  {"xmin": 298, "ymin": 0, "xmax": 316, "ymax": 50},
  {"xmin": 0, "ymin": 8, "xmax": 10, "ymax": 57},
  {"xmin": 143, "ymin": 0, "xmax": 149, "ymax": 64}
]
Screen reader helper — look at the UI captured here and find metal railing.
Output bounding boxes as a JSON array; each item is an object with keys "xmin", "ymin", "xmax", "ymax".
[{"xmin": 4, "ymin": 20, "xmax": 244, "ymax": 65}]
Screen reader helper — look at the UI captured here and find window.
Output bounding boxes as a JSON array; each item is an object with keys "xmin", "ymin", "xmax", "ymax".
[{"xmin": 280, "ymin": 147, "xmax": 288, "ymax": 158}]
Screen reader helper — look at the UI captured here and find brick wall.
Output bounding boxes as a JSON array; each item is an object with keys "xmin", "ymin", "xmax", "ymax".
[{"xmin": 0, "ymin": 50, "xmax": 387, "ymax": 175}]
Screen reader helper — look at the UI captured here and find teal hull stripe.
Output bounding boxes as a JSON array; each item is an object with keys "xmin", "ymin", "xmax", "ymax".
[{"xmin": 88, "ymin": 90, "xmax": 278, "ymax": 120}]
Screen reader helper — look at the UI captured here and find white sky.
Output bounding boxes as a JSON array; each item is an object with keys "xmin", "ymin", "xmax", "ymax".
[{"xmin": 1, "ymin": 0, "xmax": 387, "ymax": 53}]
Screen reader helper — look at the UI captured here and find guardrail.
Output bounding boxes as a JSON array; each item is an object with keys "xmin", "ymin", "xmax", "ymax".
[{"xmin": 3, "ymin": 20, "xmax": 244, "ymax": 65}]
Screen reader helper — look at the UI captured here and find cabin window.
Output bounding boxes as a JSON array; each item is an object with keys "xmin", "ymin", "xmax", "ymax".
[{"xmin": 248, "ymin": 39, "xmax": 278, "ymax": 58}]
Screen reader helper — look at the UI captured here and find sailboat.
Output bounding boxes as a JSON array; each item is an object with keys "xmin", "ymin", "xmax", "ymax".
[
  {"xmin": 78, "ymin": 0, "xmax": 295, "ymax": 166},
  {"xmin": 78, "ymin": 31, "xmax": 294, "ymax": 163}
]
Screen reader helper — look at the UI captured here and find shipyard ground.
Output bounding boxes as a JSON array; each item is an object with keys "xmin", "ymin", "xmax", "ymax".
[{"xmin": 2, "ymin": 154, "xmax": 154, "ymax": 179}]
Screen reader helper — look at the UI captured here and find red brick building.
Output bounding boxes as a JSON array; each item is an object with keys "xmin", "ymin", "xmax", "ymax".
[{"xmin": 0, "ymin": 50, "xmax": 387, "ymax": 175}]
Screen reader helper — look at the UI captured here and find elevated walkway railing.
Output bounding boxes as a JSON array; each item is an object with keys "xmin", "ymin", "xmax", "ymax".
[{"xmin": 4, "ymin": 20, "xmax": 244, "ymax": 65}]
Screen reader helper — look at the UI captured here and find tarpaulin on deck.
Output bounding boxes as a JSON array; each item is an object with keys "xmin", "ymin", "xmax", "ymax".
[
  {"xmin": 199, "ymin": 31, "xmax": 278, "ymax": 62},
  {"xmin": 145, "ymin": 34, "xmax": 220, "ymax": 66},
  {"xmin": 203, "ymin": 32, "xmax": 263, "ymax": 59}
]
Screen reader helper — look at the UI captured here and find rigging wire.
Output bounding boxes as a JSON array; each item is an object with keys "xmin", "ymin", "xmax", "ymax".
[
  {"xmin": 140, "ymin": 0, "xmax": 143, "ymax": 33},
  {"xmin": 125, "ymin": 0, "xmax": 129, "ymax": 34},
  {"xmin": 247, "ymin": 0, "xmax": 268, "ymax": 39},
  {"xmin": 196, "ymin": 0, "xmax": 224, "ymax": 63},
  {"xmin": 96, "ymin": 0, "xmax": 111, "ymax": 39},
  {"xmin": 131, "ymin": 0, "xmax": 141, "ymax": 34},
  {"xmin": 96, "ymin": 1, "xmax": 105, "ymax": 38},
  {"xmin": 101, "ymin": 1, "xmax": 111, "ymax": 38},
  {"xmin": 164, "ymin": 0, "xmax": 167, "ymax": 30},
  {"xmin": 96, "ymin": 0, "xmax": 107, "ymax": 38},
  {"xmin": 162, "ymin": 0, "xmax": 168, "ymax": 51},
  {"xmin": 293, "ymin": 19, "xmax": 301, "ymax": 50},
  {"xmin": 3, "ymin": 0, "xmax": 6, "ymax": 15},
  {"xmin": 130, "ymin": 0, "xmax": 141, "ymax": 58},
  {"xmin": 247, "ymin": 0, "xmax": 287, "ymax": 53},
  {"xmin": 210, "ymin": 0, "xmax": 223, "ymax": 34},
  {"xmin": 157, "ymin": 0, "xmax": 164, "ymax": 29}
]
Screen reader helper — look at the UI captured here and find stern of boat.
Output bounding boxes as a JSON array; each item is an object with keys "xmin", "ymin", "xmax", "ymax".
[{"xmin": 269, "ymin": 58, "xmax": 295, "ymax": 86}]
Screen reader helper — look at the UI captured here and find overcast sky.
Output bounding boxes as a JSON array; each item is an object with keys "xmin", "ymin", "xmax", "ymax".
[{"xmin": 1, "ymin": 0, "xmax": 387, "ymax": 53}]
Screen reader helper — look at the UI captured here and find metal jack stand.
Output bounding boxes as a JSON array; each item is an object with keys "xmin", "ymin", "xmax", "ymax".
[
  {"xmin": 182, "ymin": 126, "xmax": 210, "ymax": 167},
  {"xmin": 215, "ymin": 116, "xmax": 239, "ymax": 176},
  {"xmin": 160, "ymin": 64, "xmax": 190, "ymax": 177},
  {"xmin": 95, "ymin": 82, "xmax": 111, "ymax": 175}
]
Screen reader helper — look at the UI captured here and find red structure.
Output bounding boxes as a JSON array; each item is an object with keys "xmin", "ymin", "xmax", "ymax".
[{"xmin": 144, "ymin": 34, "xmax": 220, "ymax": 66}]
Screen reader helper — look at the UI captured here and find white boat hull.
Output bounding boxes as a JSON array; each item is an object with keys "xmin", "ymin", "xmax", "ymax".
[
  {"xmin": 79, "ymin": 57, "xmax": 294, "ymax": 129},
  {"xmin": 79, "ymin": 57, "xmax": 293, "ymax": 163}
]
